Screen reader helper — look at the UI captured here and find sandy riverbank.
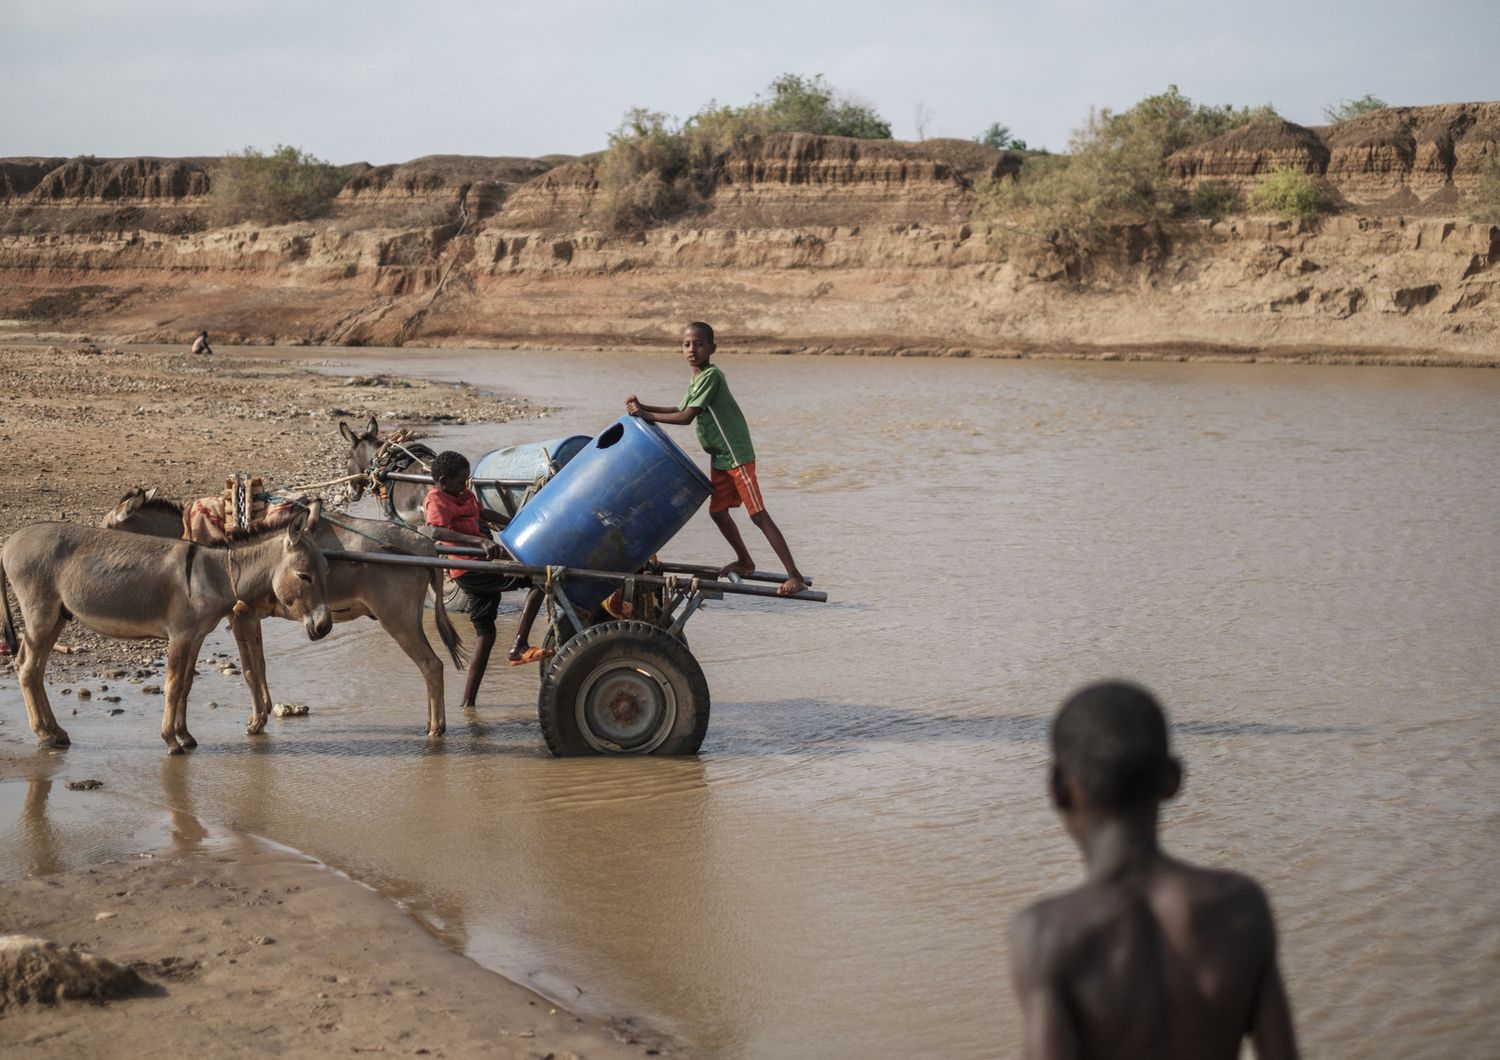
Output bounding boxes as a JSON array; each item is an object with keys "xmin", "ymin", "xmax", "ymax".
[
  {"xmin": 0, "ymin": 340, "xmax": 531, "ymax": 680},
  {"xmin": 0, "ymin": 805, "xmax": 669, "ymax": 1058},
  {"xmin": 1, "ymin": 342, "xmax": 669, "ymax": 1057}
]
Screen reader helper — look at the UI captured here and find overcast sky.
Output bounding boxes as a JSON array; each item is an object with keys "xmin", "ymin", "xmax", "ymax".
[{"xmin": 3, "ymin": 0, "xmax": 1496, "ymax": 163}]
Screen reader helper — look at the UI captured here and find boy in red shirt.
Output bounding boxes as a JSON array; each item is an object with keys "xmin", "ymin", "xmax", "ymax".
[{"xmin": 423, "ymin": 451, "xmax": 548, "ymax": 708}]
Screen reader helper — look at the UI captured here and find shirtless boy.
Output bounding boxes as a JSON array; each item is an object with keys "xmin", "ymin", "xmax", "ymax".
[
  {"xmin": 1012, "ymin": 681, "xmax": 1299, "ymax": 1060},
  {"xmin": 625, "ymin": 321, "xmax": 808, "ymax": 596}
]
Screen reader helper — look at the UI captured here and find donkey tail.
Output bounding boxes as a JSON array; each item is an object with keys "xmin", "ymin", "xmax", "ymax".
[
  {"xmin": 1, "ymin": 558, "xmax": 18, "ymax": 657},
  {"xmin": 431, "ymin": 568, "xmax": 468, "ymax": 670}
]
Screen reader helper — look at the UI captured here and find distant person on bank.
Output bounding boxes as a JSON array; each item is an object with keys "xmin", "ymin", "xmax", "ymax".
[
  {"xmin": 1012, "ymin": 680, "xmax": 1299, "ymax": 1059},
  {"xmin": 190, "ymin": 330, "xmax": 213, "ymax": 355},
  {"xmin": 625, "ymin": 321, "xmax": 809, "ymax": 596}
]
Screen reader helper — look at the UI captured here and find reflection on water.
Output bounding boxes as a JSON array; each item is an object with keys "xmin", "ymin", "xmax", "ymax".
[{"xmin": 3, "ymin": 351, "xmax": 1499, "ymax": 1057}]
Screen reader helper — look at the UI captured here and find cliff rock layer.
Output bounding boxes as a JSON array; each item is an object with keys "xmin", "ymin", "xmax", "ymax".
[
  {"xmin": 336, "ymin": 154, "xmax": 574, "ymax": 221},
  {"xmin": 1169, "ymin": 102, "xmax": 1500, "ymax": 210}
]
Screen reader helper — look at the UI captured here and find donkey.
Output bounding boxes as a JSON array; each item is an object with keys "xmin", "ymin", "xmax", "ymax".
[
  {"xmin": 340, "ymin": 416, "xmax": 434, "ymax": 529},
  {"xmin": 1, "ymin": 513, "xmax": 331, "ymax": 755},
  {"xmin": 102, "ymin": 487, "xmax": 466, "ymax": 738}
]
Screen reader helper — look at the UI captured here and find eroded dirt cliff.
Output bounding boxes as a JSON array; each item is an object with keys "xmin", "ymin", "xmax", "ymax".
[{"xmin": 2, "ymin": 107, "xmax": 1496, "ymax": 362}]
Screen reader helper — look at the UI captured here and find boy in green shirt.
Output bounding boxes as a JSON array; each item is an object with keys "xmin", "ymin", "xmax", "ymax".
[{"xmin": 625, "ymin": 321, "xmax": 809, "ymax": 596}]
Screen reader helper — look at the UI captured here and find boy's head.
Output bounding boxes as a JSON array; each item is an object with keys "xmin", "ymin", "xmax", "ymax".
[
  {"xmin": 682, "ymin": 322, "xmax": 715, "ymax": 368},
  {"xmin": 1050, "ymin": 681, "xmax": 1181, "ymax": 818},
  {"xmin": 431, "ymin": 450, "xmax": 471, "ymax": 496}
]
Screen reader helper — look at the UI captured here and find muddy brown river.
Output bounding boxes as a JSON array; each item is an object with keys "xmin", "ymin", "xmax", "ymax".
[{"xmin": 4, "ymin": 350, "xmax": 1498, "ymax": 1057}]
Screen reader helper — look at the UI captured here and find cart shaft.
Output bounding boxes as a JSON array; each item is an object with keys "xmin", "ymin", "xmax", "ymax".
[{"xmin": 324, "ymin": 549, "xmax": 827, "ymax": 603}]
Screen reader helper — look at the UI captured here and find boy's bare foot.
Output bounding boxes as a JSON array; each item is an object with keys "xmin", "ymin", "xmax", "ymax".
[
  {"xmin": 777, "ymin": 575, "xmax": 809, "ymax": 596},
  {"xmin": 717, "ymin": 560, "xmax": 756, "ymax": 580}
]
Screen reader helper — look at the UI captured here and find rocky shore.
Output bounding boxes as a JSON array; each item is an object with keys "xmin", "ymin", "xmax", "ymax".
[{"xmin": 0, "ymin": 341, "xmax": 526, "ymax": 682}]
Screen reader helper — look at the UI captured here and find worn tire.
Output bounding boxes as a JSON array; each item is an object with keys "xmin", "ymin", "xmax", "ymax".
[{"xmin": 537, "ymin": 620, "xmax": 709, "ymax": 756}]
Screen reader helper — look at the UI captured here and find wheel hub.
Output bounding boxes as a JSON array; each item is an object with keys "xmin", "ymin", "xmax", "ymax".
[{"xmin": 577, "ymin": 661, "xmax": 677, "ymax": 753}]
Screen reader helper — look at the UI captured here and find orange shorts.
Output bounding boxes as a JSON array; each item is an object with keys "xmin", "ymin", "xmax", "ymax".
[{"xmin": 710, "ymin": 462, "xmax": 766, "ymax": 516}]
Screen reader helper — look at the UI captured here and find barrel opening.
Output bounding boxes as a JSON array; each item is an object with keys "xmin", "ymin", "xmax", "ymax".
[{"xmin": 597, "ymin": 423, "xmax": 625, "ymax": 449}]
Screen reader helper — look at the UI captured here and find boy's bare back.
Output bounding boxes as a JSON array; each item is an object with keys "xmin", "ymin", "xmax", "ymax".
[
  {"xmin": 1013, "ymin": 856, "xmax": 1296, "ymax": 1060},
  {"xmin": 1013, "ymin": 681, "xmax": 1298, "ymax": 1060}
]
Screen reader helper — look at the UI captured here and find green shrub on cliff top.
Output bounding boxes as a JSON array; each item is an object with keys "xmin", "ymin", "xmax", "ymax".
[
  {"xmin": 1191, "ymin": 181, "xmax": 1239, "ymax": 218},
  {"xmin": 976, "ymin": 86, "xmax": 1277, "ymax": 250},
  {"xmin": 1247, "ymin": 166, "xmax": 1330, "ymax": 221},
  {"xmin": 1468, "ymin": 154, "xmax": 1500, "ymax": 224},
  {"xmin": 596, "ymin": 73, "xmax": 892, "ymax": 231},
  {"xmin": 759, "ymin": 74, "xmax": 892, "ymax": 139},
  {"xmin": 210, "ymin": 145, "xmax": 350, "ymax": 225},
  {"xmin": 1322, "ymin": 94, "xmax": 1388, "ymax": 124}
]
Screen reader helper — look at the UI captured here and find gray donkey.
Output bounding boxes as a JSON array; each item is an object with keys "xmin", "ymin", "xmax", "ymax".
[
  {"xmin": 102, "ymin": 488, "xmax": 466, "ymax": 738},
  {"xmin": 2, "ymin": 512, "xmax": 332, "ymax": 754},
  {"xmin": 340, "ymin": 416, "xmax": 433, "ymax": 528}
]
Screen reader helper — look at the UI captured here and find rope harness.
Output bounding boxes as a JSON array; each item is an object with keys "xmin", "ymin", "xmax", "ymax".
[
  {"xmin": 363, "ymin": 430, "xmax": 436, "ymax": 530},
  {"xmin": 225, "ymin": 547, "xmax": 250, "ymax": 616}
]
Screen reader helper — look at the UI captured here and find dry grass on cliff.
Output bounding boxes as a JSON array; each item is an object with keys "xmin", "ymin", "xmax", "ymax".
[{"xmin": 1470, "ymin": 154, "xmax": 1500, "ymax": 223}]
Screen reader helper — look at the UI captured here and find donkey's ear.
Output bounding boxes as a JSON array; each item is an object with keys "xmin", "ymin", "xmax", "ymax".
[
  {"xmin": 339, "ymin": 420, "xmax": 357, "ymax": 444},
  {"xmin": 304, "ymin": 498, "xmax": 323, "ymax": 530},
  {"xmin": 103, "ymin": 487, "xmax": 142, "ymax": 527},
  {"xmin": 284, "ymin": 507, "xmax": 310, "ymax": 545},
  {"xmin": 144, "ymin": 486, "xmax": 161, "ymax": 501},
  {"xmin": 364, "ymin": 415, "xmax": 379, "ymax": 438}
]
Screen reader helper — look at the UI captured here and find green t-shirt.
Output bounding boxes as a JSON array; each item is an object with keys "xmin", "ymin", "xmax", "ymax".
[{"xmin": 679, "ymin": 363, "xmax": 755, "ymax": 470}]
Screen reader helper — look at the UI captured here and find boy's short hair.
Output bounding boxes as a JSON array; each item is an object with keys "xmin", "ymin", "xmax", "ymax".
[
  {"xmin": 685, "ymin": 321, "xmax": 715, "ymax": 345},
  {"xmin": 431, "ymin": 450, "xmax": 470, "ymax": 482},
  {"xmin": 1053, "ymin": 681, "xmax": 1172, "ymax": 809}
]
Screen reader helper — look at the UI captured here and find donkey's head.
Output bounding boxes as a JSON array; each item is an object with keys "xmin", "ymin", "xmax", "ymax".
[
  {"xmin": 272, "ymin": 504, "xmax": 333, "ymax": 641},
  {"xmin": 101, "ymin": 487, "xmax": 183, "ymax": 539},
  {"xmin": 338, "ymin": 416, "xmax": 381, "ymax": 501}
]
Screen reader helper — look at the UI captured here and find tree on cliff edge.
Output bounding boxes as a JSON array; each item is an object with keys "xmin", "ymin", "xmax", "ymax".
[
  {"xmin": 977, "ymin": 86, "xmax": 1279, "ymax": 250},
  {"xmin": 210, "ymin": 145, "xmax": 350, "ymax": 225},
  {"xmin": 598, "ymin": 73, "xmax": 893, "ymax": 230}
]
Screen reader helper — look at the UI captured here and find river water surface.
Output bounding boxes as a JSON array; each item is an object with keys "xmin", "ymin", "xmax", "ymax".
[{"xmin": 3, "ymin": 350, "xmax": 1498, "ymax": 1057}]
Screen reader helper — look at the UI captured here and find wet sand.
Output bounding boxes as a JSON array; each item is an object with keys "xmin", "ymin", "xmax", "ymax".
[{"xmin": 0, "ymin": 808, "xmax": 668, "ymax": 1058}]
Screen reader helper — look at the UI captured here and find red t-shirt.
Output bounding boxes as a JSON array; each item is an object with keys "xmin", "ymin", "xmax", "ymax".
[{"xmin": 424, "ymin": 486, "xmax": 483, "ymax": 578}]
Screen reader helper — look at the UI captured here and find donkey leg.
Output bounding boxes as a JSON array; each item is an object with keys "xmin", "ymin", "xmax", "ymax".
[
  {"xmin": 173, "ymin": 640, "xmax": 203, "ymax": 750},
  {"xmin": 17, "ymin": 610, "xmax": 70, "ymax": 748},
  {"xmin": 161, "ymin": 637, "xmax": 200, "ymax": 755},
  {"xmin": 376, "ymin": 610, "xmax": 446, "ymax": 737},
  {"xmin": 231, "ymin": 613, "xmax": 273, "ymax": 735}
]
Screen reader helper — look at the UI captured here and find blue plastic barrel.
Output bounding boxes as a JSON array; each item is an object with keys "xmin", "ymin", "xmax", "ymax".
[
  {"xmin": 471, "ymin": 435, "xmax": 589, "ymax": 518},
  {"xmin": 500, "ymin": 417, "xmax": 711, "ymax": 609}
]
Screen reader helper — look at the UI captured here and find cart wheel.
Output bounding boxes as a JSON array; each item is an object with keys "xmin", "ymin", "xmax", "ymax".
[{"xmin": 537, "ymin": 620, "xmax": 709, "ymax": 756}]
